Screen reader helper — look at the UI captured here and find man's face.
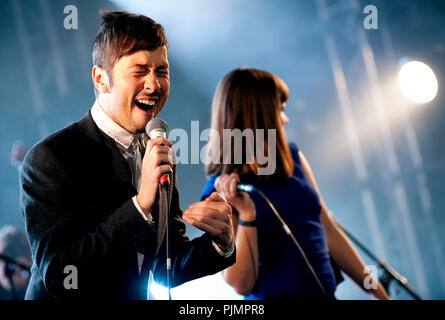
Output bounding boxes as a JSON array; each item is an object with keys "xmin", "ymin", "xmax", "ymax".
[{"xmin": 104, "ymin": 46, "xmax": 170, "ymax": 133}]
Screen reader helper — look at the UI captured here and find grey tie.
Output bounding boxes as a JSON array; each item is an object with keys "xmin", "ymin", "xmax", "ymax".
[
  {"xmin": 136, "ymin": 133, "xmax": 149, "ymax": 275},
  {"xmin": 134, "ymin": 134, "xmax": 148, "ymax": 191},
  {"xmin": 138, "ymin": 133, "xmax": 147, "ymax": 158}
]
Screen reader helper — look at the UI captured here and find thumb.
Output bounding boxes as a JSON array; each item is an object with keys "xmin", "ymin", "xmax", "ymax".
[{"xmin": 206, "ymin": 191, "xmax": 227, "ymax": 203}]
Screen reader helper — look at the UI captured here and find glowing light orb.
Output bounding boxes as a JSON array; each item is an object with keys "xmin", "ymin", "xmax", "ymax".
[{"xmin": 398, "ymin": 61, "xmax": 438, "ymax": 104}]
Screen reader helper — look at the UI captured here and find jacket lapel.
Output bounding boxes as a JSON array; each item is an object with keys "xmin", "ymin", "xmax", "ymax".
[{"xmin": 77, "ymin": 111, "xmax": 135, "ymax": 196}]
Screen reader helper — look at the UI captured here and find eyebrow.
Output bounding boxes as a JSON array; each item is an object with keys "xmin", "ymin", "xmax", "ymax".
[{"xmin": 132, "ymin": 63, "xmax": 169, "ymax": 69}]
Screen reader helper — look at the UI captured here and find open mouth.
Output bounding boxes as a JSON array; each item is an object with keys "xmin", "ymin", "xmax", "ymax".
[{"xmin": 135, "ymin": 99, "xmax": 156, "ymax": 113}]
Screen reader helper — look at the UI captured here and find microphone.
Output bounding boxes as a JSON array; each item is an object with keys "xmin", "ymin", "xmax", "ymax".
[
  {"xmin": 236, "ymin": 183, "xmax": 256, "ymax": 193},
  {"xmin": 146, "ymin": 118, "xmax": 170, "ymax": 187}
]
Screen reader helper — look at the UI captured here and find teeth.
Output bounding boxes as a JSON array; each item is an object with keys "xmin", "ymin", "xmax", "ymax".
[{"xmin": 137, "ymin": 99, "xmax": 156, "ymax": 106}]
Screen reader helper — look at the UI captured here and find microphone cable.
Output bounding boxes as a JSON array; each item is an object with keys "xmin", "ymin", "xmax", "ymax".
[
  {"xmin": 238, "ymin": 184, "xmax": 328, "ymax": 299},
  {"xmin": 161, "ymin": 181, "xmax": 172, "ymax": 300}
]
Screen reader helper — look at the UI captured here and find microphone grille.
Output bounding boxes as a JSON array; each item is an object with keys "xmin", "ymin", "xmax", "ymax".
[{"xmin": 146, "ymin": 118, "xmax": 168, "ymax": 138}]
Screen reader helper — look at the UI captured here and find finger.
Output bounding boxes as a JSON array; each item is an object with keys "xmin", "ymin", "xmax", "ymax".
[
  {"xmin": 214, "ymin": 176, "xmax": 230, "ymax": 201},
  {"xmin": 144, "ymin": 145, "xmax": 173, "ymax": 168},
  {"xmin": 183, "ymin": 216, "xmax": 220, "ymax": 236},
  {"xmin": 148, "ymin": 136, "xmax": 172, "ymax": 147},
  {"xmin": 229, "ymin": 177, "xmax": 238, "ymax": 198},
  {"xmin": 220, "ymin": 177, "xmax": 228, "ymax": 199},
  {"xmin": 149, "ymin": 152, "xmax": 172, "ymax": 166},
  {"xmin": 184, "ymin": 216, "xmax": 231, "ymax": 245},
  {"xmin": 188, "ymin": 201, "xmax": 231, "ymax": 217},
  {"xmin": 145, "ymin": 139, "xmax": 170, "ymax": 157},
  {"xmin": 230, "ymin": 172, "xmax": 240, "ymax": 182},
  {"xmin": 214, "ymin": 175, "xmax": 228, "ymax": 194},
  {"xmin": 185, "ymin": 205, "xmax": 231, "ymax": 221},
  {"xmin": 183, "ymin": 212, "xmax": 231, "ymax": 232},
  {"xmin": 222, "ymin": 177, "xmax": 233, "ymax": 199},
  {"xmin": 219, "ymin": 176, "xmax": 231, "ymax": 200},
  {"xmin": 217, "ymin": 174, "xmax": 231, "ymax": 183},
  {"xmin": 183, "ymin": 212, "xmax": 227, "ymax": 230},
  {"xmin": 206, "ymin": 191, "xmax": 228, "ymax": 203},
  {"xmin": 214, "ymin": 175, "xmax": 221, "ymax": 188},
  {"xmin": 148, "ymin": 144, "xmax": 172, "ymax": 156},
  {"xmin": 154, "ymin": 164, "xmax": 173, "ymax": 178},
  {"xmin": 218, "ymin": 176, "xmax": 232, "ymax": 200},
  {"xmin": 214, "ymin": 176, "xmax": 222, "ymax": 193}
]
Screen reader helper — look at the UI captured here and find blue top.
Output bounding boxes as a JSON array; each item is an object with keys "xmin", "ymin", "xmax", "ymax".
[{"xmin": 201, "ymin": 143, "xmax": 337, "ymax": 299}]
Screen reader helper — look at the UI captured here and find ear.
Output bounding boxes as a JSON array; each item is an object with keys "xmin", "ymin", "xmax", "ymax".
[{"xmin": 92, "ymin": 65, "xmax": 110, "ymax": 94}]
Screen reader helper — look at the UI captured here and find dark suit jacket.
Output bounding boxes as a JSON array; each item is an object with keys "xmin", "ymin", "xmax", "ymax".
[{"xmin": 19, "ymin": 111, "xmax": 235, "ymax": 300}]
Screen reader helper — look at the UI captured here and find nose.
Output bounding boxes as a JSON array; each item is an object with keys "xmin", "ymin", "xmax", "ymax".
[
  {"xmin": 144, "ymin": 73, "xmax": 160, "ymax": 93},
  {"xmin": 281, "ymin": 111, "xmax": 289, "ymax": 126}
]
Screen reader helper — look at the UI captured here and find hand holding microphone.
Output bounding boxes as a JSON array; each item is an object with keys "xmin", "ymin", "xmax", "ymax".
[
  {"xmin": 214, "ymin": 173, "xmax": 256, "ymax": 222},
  {"xmin": 136, "ymin": 118, "xmax": 173, "ymax": 217},
  {"xmin": 182, "ymin": 174, "xmax": 237, "ymax": 252}
]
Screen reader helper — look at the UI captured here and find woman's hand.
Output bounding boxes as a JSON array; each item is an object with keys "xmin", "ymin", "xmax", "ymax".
[
  {"xmin": 216, "ymin": 173, "xmax": 259, "ymax": 295},
  {"xmin": 214, "ymin": 173, "xmax": 256, "ymax": 221}
]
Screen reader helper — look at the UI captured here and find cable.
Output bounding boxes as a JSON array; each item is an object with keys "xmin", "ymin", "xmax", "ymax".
[
  {"xmin": 334, "ymin": 218, "xmax": 421, "ymax": 300},
  {"xmin": 248, "ymin": 185, "xmax": 329, "ymax": 299},
  {"xmin": 161, "ymin": 182, "xmax": 172, "ymax": 300}
]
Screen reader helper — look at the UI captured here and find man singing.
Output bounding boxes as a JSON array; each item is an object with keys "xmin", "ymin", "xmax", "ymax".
[{"xmin": 19, "ymin": 11, "xmax": 235, "ymax": 300}]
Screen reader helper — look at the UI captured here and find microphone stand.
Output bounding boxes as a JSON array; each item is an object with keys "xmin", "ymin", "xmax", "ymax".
[
  {"xmin": 0, "ymin": 253, "xmax": 30, "ymax": 300},
  {"xmin": 161, "ymin": 178, "xmax": 171, "ymax": 300},
  {"xmin": 334, "ymin": 219, "xmax": 422, "ymax": 300}
]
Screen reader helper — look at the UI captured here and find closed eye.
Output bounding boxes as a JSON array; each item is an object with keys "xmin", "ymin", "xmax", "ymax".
[
  {"xmin": 156, "ymin": 68, "xmax": 169, "ymax": 76},
  {"xmin": 133, "ymin": 71, "xmax": 148, "ymax": 78}
]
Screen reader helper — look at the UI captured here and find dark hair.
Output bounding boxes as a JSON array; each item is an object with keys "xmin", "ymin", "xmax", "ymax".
[
  {"xmin": 92, "ymin": 11, "xmax": 169, "ymax": 92},
  {"xmin": 205, "ymin": 68, "xmax": 294, "ymax": 182}
]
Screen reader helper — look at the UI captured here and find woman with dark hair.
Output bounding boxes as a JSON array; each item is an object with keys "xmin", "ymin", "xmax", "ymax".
[{"xmin": 201, "ymin": 68, "xmax": 390, "ymax": 300}]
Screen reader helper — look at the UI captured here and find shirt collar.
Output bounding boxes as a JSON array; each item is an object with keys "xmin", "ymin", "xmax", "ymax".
[{"xmin": 91, "ymin": 100, "xmax": 143, "ymax": 150}]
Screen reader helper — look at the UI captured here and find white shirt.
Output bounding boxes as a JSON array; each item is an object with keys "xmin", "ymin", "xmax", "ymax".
[{"xmin": 90, "ymin": 101, "xmax": 233, "ymax": 258}]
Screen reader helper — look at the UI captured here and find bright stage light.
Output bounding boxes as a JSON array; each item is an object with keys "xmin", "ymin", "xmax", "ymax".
[
  {"xmin": 398, "ymin": 61, "xmax": 438, "ymax": 104},
  {"xmin": 147, "ymin": 273, "xmax": 243, "ymax": 300},
  {"xmin": 149, "ymin": 280, "xmax": 170, "ymax": 300}
]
